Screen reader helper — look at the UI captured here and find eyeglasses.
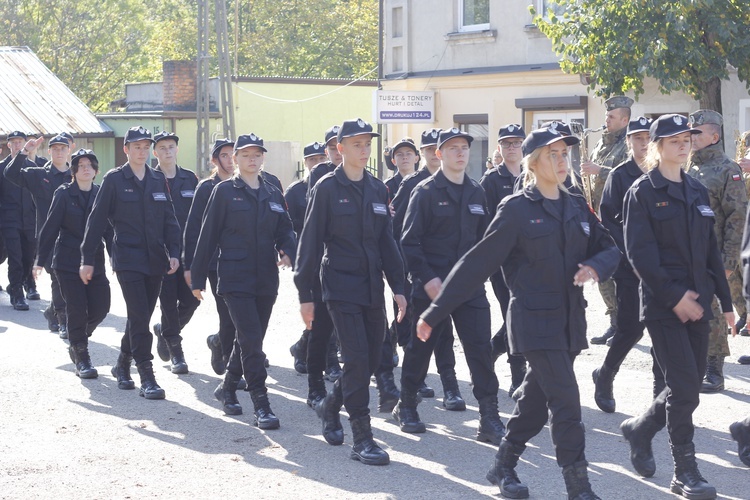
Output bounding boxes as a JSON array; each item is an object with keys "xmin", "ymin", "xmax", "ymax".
[{"xmin": 500, "ymin": 141, "xmax": 523, "ymax": 149}]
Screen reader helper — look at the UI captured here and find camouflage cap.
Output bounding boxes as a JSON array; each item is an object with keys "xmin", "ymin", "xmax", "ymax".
[
  {"xmin": 604, "ymin": 96, "xmax": 634, "ymax": 111},
  {"xmin": 688, "ymin": 109, "xmax": 723, "ymax": 127}
]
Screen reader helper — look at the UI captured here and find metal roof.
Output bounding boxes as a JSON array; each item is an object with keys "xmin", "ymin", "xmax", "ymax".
[{"xmin": 0, "ymin": 46, "xmax": 113, "ymax": 137}]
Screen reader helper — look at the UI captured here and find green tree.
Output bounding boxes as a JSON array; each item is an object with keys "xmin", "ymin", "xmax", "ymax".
[{"xmin": 531, "ymin": 0, "xmax": 750, "ymax": 113}]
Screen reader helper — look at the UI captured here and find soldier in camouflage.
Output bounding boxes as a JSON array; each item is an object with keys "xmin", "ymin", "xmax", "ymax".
[
  {"xmin": 687, "ymin": 109, "xmax": 747, "ymax": 392},
  {"xmin": 582, "ymin": 96, "xmax": 633, "ymax": 345}
]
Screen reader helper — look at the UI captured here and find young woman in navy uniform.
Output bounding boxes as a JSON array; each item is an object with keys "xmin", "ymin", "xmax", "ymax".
[
  {"xmin": 151, "ymin": 132, "xmax": 200, "ymax": 375},
  {"xmin": 183, "ymin": 139, "xmax": 236, "ymax": 377},
  {"xmin": 295, "ymin": 118, "xmax": 406, "ymax": 466},
  {"xmin": 620, "ymin": 114, "xmax": 734, "ymax": 499},
  {"xmin": 190, "ymin": 134, "xmax": 296, "ymax": 429},
  {"xmin": 418, "ymin": 127, "xmax": 619, "ymax": 499},
  {"xmin": 35, "ymin": 149, "xmax": 111, "ymax": 379},
  {"xmin": 80, "ymin": 126, "xmax": 182, "ymax": 400}
]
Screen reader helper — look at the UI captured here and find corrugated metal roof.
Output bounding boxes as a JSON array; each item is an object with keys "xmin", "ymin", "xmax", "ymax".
[{"xmin": 0, "ymin": 46, "xmax": 113, "ymax": 137}]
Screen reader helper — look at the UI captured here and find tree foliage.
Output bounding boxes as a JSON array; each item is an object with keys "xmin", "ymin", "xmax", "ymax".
[
  {"xmin": 531, "ymin": 0, "xmax": 750, "ymax": 111},
  {"xmin": 0, "ymin": 0, "xmax": 378, "ymax": 112}
]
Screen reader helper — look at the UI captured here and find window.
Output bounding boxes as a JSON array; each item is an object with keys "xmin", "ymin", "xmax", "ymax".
[
  {"xmin": 392, "ymin": 46, "xmax": 403, "ymax": 72},
  {"xmin": 459, "ymin": 0, "xmax": 489, "ymax": 32},
  {"xmin": 536, "ymin": 0, "xmax": 566, "ymax": 19},
  {"xmin": 392, "ymin": 7, "xmax": 403, "ymax": 38}
]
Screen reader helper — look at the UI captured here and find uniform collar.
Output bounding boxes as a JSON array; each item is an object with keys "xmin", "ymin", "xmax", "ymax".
[
  {"xmin": 432, "ymin": 168, "xmax": 469, "ymax": 189},
  {"xmin": 690, "ymin": 141, "xmax": 726, "ymax": 165},
  {"xmin": 646, "ymin": 167, "xmax": 700, "ymax": 205},
  {"xmin": 522, "ymin": 185, "xmax": 579, "ymax": 221},
  {"xmin": 602, "ymin": 127, "xmax": 627, "ymax": 146},
  {"xmin": 231, "ymin": 175, "xmax": 271, "ymax": 200},
  {"xmin": 121, "ymin": 163, "xmax": 159, "ymax": 181},
  {"xmin": 333, "ymin": 164, "xmax": 376, "ymax": 188},
  {"xmin": 623, "ymin": 157, "xmax": 646, "ymax": 178}
]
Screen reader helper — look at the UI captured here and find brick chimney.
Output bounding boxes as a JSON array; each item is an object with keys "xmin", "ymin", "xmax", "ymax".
[{"xmin": 163, "ymin": 60, "xmax": 196, "ymax": 111}]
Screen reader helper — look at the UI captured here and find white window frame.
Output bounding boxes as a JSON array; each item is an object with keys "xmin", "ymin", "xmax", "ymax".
[
  {"xmin": 458, "ymin": 0, "xmax": 490, "ymax": 32},
  {"xmin": 536, "ymin": 0, "xmax": 566, "ymax": 20}
]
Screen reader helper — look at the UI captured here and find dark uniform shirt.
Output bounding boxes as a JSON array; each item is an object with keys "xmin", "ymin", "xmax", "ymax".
[
  {"xmin": 480, "ymin": 163, "xmax": 518, "ymax": 220},
  {"xmin": 422, "ymin": 187, "xmax": 620, "ymax": 354},
  {"xmin": 37, "ymin": 182, "xmax": 111, "ymax": 275},
  {"xmin": 81, "ymin": 163, "xmax": 181, "ymax": 276},
  {"xmin": 401, "ymin": 170, "xmax": 489, "ymax": 302},
  {"xmin": 284, "ymin": 178, "xmax": 308, "ymax": 238},
  {"xmin": 392, "ymin": 167, "xmax": 433, "ymax": 243},
  {"xmin": 307, "ymin": 161, "xmax": 336, "ymax": 199},
  {"xmin": 157, "ymin": 165, "xmax": 199, "ymax": 230},
  {"xmin": 294, "ymin": 166, "xmax": 405, "ymax": 306},
  {"xmin": 624, "ymin": 168, "xmax": 732, "ymax": 321},
  {"xmin": 384, "ymin": 172, "xmax": 404, "ymax": 202},
  {"xmin": 190, "ymin": 176, "xmax": 296, "ymax": 296},
  {"xmin": 599, "ymin": 157, "xmax": 644, "ymax": 279},
  {"xmin": 183, "ymin": 175, "xmax": 222, "ymax": 271},
  {"xmin": 261, "ymin": 170, "xmax": 283, "ymax": 193},
  {"xmin": 0, "ymin": 154, "xmax": 38, "ymax": 232}
]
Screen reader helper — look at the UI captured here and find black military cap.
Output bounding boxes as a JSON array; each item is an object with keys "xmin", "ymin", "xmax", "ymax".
[
  {"xmin": 391, "ymin": 137, "xmax": 418, "ymax": 155},
  {"xmin": 627, "ymin": 116, "xmax": 652, "ymax": 135},
  {"xmin": 337, "ymin": 118, "xmax": 380, "ymax": 142},
  {"xmin": 688, "ymin": 109, "xmax": 723, "ymax": 127},
  {"xmin": 234, "ymin": 133, "xmax": 267, "ymax": 152},
  {"xmin": 420, "ymin": 128, "xmax": 441, "ymax": 148},
  {"xmin": 540, "ymin": 121, "xmax": 571, "ymax": 136},
  {"xmin": 7, "ymin": 131, "xmax": 27, "ymax": 140},
  {"xmin": 58, "ymin": 132, "xmax": 74, "ymax": 144},
  {"xmin": 521, "ymin": 127, "xmax": 579, "ymax": 157},
  {"xmin": 153, "ymin": 131, "xmax": 179, "ymax": 144},
  {"xmin": 211, "ymin": 138, "xmax": 235, "ymax": 158},
  {"xmin": 649, "ymin": 114, "xmax": 701, "ymax": 142},
  {"xmin": 71, "ymin": 148, "xmax": 98, "ymax": 166},
  {"xmin": 324, "ymin": 125, "xmax": 341, "ymax": 145},
  {"xmin": 497, "ymin": 124, "xmax": 526, "ymax": 141},
  {"xmin": 304, "ymin": 141, "xmax": 326, "ymax": 158},
  {"xmin": 437, "ymin": 127, "xmax": 473, "ymax": 148},
  {"xmin": 48, "ymin": 134, "xmax": 69, "ymax": 147},
  {"xmin": 604, "ymin": 96, "xmax": 634, "ymax": 111},
  {"xmin": 124, "ymin": 126, "xmax": 154, "ymax": 144}
]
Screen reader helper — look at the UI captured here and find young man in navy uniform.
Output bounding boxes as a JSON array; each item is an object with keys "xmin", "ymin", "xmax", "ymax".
[
  {"xmin": 0, "ymin": 131, "xmax": 39, "ymax": 311},
  {"xmin": 151, "ymin": 131, "xmax": 200, "ymax": 375},
  {"xmin": 295, "ymin": 118, "xmax": 407, "ymax": 466},
  {"xmin": 5, "ymin": 134, "xmax": 72, "ymax": 334},
  {"xmin": 394, "ymin": 128, "xmax": 505, "ymax": 444},
  {"xmin": 307, "ymin": 125, "xmax": 343, "ymax": 196},
  {"xmin": 80, "ymin": 126, "xmax": 181, "ymax": 400}
]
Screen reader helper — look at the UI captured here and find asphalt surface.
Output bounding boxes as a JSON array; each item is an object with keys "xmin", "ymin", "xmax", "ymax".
[{"xmin": 1, "ymin": 264, "xmax": 749, "ymax": 499}]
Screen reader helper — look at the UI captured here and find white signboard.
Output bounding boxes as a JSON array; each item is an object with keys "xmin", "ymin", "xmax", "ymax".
[{"xmin": 375, "ymin": 90, "xmax": 435, "ymax": 123}]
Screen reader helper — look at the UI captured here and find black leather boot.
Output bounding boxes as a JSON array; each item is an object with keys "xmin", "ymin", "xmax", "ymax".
[
  {"xmin": 562, "ymin": 460, "xmax": 600, "ymax": 500},
  {"xmin": 375, "ymin": 370, "xmax": 400, "ymax": 413},
  {"xmin": 10, "ymin": 286, "xmax": 29, "ymax": 311},
  {"xmin": 152, "ymin": 323, "xmax": 170, "ymax": 362},
  {"xmin": 508, "ymin": 356, "xmax": 527, "ymax": 399},
  {"xmin": 206, "ymin": 333, "xmax": 225, "ymax": 375},
  {"xmin": 111, "ymin": 353, "xmax": 135, "ymax": 390},
  {"xmin": 392, "ymin": 388, "xmax": 426, "ymax": 433},
  {"xmin": 729, "ymin": 420, "xmax": 750, "ymax": 467},
  {"xmin": 289, "ymin": 330, "xmax": 309, "ymax": 374},
  {"xmin": 592, "ymin": 364, "xmax": 617, "ymax": 413},
  {"xmin": 44, "ymin": 305, "xmax": 59, "ymax": 332},
  {"xmin": 316, "ymin": 379, "xmax": 344, "ymax": 445},
  {"xmin": 250, "ymin": 389, "xmax": 280, "ymax": 429},
  {"xmin": 590, "ymin": 325, "xmax": 615, "ymax": 345},
  {"xmin": 214, "ymin": 372, "xmax": 243, "ymax": 415},
  {"xmin": 69, "ymin": 343, "xmax": 98, "ymax": 379},
  {"xmin": 350, "ymin": 415, "xmax": 389, "ymax": 465},
  {"xmin": 670, "ymin": 442, "xmax": 716, "ymax": 499},
  {"xmin": 700, "ymin": 356, "xmax": 725, "ymax": 393},
  {"xmin": 57, "ymin": 312, "xmax": 68, "ymax": 339},
  {"xmin": 440, "ymin": 373, "xmax": 466, "ymax": 411},
  {"xmin": 166, "ymin": 338, "xmax": 189, "ymax": 374},
  {"xmin": 736, "ymin": 312, "xmax": 747, "ymax": 332},
  {"xmin": 306, "ymin": 373, "xmax": 327, "ymax": 408},
  {"xmin": 477, "ymin": 395, "xmax": 506, "ymax": 445},
  {"xmin": 324, "ymin": 341, "xmax": 342, "ymax": 382},
  {"xmin": 486, "ymin": 439, "xmax": 529, "ymax": 499},
  {"xmin": 137, "ymin": 361, "xmax": 165, "ymax": 400},
  {"xmin": 620, "ymin": 415, "xmax": 663, "ymax": 477},
  {"xmin": 417, "ymin": 381, "xmax": 435, "ymax": 398}
]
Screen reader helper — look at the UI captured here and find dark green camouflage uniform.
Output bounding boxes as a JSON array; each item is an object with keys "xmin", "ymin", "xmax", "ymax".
[{"xmin": 687, "ymin": 142, "xmax": 748, "ymax": 356}]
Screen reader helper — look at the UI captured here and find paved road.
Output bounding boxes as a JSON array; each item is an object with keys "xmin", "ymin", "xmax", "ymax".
[{"xmin": 1, "ymin": 264, "xmax": 748, "ymax": 499}]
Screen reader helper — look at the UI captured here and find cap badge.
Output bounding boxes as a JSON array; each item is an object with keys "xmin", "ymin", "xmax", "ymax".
[
  {"xmin": 640, "ymin": 117, "xmax": 648, "ymax": 125},
  {"xmin": 357, "ymin": 119, "xmax": 365, "ymax": 128},
  {"xmin": 138, "ymin": 127, "xmax": 146, "ymax": 134},
  {"xmin": 508, "ymin": 125, "xmax": 516, "ymax": 132},
  {"xmin": 333, "ymin": 126, "xmax": 340, "ymax": 133},
  {"xmin": 314, "ymin": 143, "xmax": 320, "ymax": 150},
  {"xmin": 549, "ymin": 123, "xmax": 557, "ymax": 130},
  {"xmin": 550, "ymin": 128, "xmax": 560, "ymax": 135},
  {"xmin": 431, "ymin": 130, "xmax": 439, "ymax": 138},
  {"xmin": 250, "ymin": 133, "xmax": 257, "ymax": 141},
  {"xmin": 673, "ymin": 116, "xmax": 683, "ymax": 125},
  {"xmin": 450, "ymin": 127, "xmax": 459, "ymax": 134}
]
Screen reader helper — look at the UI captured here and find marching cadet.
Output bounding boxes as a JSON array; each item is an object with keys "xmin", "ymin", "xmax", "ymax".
[
  {"xmin": 150, "ymin": 131, "xmax": 200, "ymax": 375},
  {"xmin": 592, "ymin": 116, "xmax": 664, "ymax": 413},
  {"xmin": 190, "ymin": 133, "xmax": 296, "ymax": 428},
  {"xmin": 621, "ymin": 114, "xmax": 733, "ymax": 499},
  {"xmin": 481, "ymin": 124, "xmax": 528, "ymax": 399},
  {"xmin": 418, "ymin": 127, "xmax": 618, "ymax": 499},
  {"xmin": 287, "ymin": 141, "xmax": 328, "ymax": 375},
  {"xmin": 0, "ymin": 131, "xmax": 43, "ymax": 311},
  {"xmin": 581, "ymin": 96, "xmax": 633, "ymax": 346},
  {"xmin": 391, "ymin": 128, "xmax": 464, "ymax": 410},
  {"xmin": 80, "ymin": 126, "xmax": 182, "ymax": 400},
  {"xmin": 295, "ymin": 118, "xmax": 406, "ymax": 466},
  {"xmin": 307, "ymin": 125, "xmax": 343, "ymax": 195},
  {"xmin": 686, "ymin": 109, "xmax": 748, "ymax": 393},
  {"xmin": 183, "ymin": 139, "xmax": 238, "ymax": 378},
  {"xmin": 395, "ymin": 128, "xmax": 506, "ymax": 445},
  {"xmin": 34, "ymin": 149, "xmax": 111, "ymax": 379}
]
